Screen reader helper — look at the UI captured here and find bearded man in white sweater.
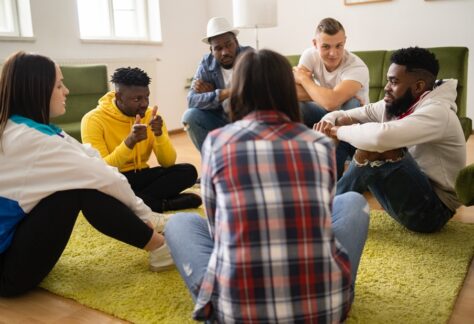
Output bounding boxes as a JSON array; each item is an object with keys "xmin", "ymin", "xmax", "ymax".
[{"xmin": 316, "ymin": 47, "xmax": 466, "ymax": 233}]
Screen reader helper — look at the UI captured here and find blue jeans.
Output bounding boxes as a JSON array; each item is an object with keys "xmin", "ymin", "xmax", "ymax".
[
  {"xmin": 337, "ymin": 153, "xmax": 454, "ymax": 233},
  {"xmin": 165, "ymin": 192, "xmax": 369, "ymax": 302},
  {"xmin": 300, "ymin": 98, "xmax": 360, "ymax": 179},
  {"xmin": 182, "ymin": 108, "xmax": 229, "ymax": 152}
]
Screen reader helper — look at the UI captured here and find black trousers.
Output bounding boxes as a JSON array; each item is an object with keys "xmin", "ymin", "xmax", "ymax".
[
  {"xmin": 123, "ymin": 163, "xmax": 198, "ymax": 212},
  {"xmin": 0, "ymin": 189, "xmax": 153, "ymax": 297}
]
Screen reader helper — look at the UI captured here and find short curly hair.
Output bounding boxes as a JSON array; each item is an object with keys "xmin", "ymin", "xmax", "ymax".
[
  {"xmin": 390, "ymin": 47, "xmax": 439, "ymax": 78},
  {"xmin": 110, "ymin": 67, "xmax": 151, "ymax": 87}
]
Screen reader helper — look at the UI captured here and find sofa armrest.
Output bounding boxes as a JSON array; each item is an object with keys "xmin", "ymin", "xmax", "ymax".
[
  {"xmin": 459, "ymin": 117, "xmax": 473, "ymax": 142},
  {"xmin": 456, "ymin": 163, "xmax": 474, "ymax": 206}
]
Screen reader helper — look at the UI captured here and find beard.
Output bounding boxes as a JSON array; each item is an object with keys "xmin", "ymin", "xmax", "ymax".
[
  {"xmin": 219, "ymin": 55, "xmax": 235, "ymax": 69},
  {"xmin": 385, "ymin": 89, "xmax": 415, "ymax": 119},
  {"xmin": 221, "ymin": 61, "xmax": 234, "ymax": 69}
]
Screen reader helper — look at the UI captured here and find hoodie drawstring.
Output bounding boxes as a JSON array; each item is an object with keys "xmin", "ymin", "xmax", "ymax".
[{"xmin": 130, "ymin": 119, "xmax": 142, "ymax": 172}]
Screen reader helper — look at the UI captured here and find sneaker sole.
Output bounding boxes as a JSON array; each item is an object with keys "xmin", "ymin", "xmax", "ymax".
[{"xmin": 149, "ymin": 264, "xmax": 176, "ymax": 273}]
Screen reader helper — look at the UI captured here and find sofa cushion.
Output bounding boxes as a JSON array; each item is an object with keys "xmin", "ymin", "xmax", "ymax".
[
  {"xmin": 51, "ymin": 65, "xmax": 109, "ymax": 141},
  {"xmin": 286, "ymin": 55, "xmax": 300, "ymax": 68},
  {"xmin": 352, "ymin": 51, "xmax": 388, "ymax": 103}
]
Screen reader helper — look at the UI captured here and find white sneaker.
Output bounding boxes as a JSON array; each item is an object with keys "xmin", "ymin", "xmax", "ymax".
[
  {"xmin": 148, "ymin": 212, "xmax": 172, "ymax": 233},
  {"xmin": 149, "ymin": 242, "xmax": 175, "ymax": 272}
]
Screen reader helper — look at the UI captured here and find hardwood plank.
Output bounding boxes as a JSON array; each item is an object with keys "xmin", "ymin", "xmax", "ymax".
[{"xmin": 0, "ymin": 289, "xmax": 127, "ymax": 323}]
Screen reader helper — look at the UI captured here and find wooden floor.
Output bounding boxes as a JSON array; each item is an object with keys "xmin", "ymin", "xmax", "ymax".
[{"xmin": 0, "ymin": 132, "xmax": 473, "ymax": 323}]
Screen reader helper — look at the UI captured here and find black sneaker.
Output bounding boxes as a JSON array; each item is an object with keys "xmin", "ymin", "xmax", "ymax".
[{"xmin": 163, "ymin": 193, "xmax": 202, "ymax": 211}]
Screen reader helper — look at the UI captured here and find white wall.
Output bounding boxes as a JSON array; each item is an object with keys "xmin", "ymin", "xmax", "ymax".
[
  {"xmin": 208, "ymin": 0, "xmax": 474, "ymax": 122},
  {"xmin": 1, "ymin": 0, "xmax": 473, "ymax": 128},
  {"xmin": 0, "ymin": 0, "xmax": 209, "ymax": 130}
]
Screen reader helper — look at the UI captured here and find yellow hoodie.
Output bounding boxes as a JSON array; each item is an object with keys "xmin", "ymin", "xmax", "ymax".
[{"xmin": 81, "ymin": 91, "xmax": 176, "ymax": 172}]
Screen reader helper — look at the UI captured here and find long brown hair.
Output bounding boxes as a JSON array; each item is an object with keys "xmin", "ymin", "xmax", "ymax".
[
  {"xmin": 229, "ymin": 49, "xmax": 301, "ymax": 122},
  {"xmin": 0, "ymin": 51, "xmax": 56, "ymax": 140}
]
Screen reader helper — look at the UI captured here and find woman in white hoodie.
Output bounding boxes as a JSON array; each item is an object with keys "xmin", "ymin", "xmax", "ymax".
[{"xmin": 0, "ymin": 51, "xmax": 172, "ymax": 296}]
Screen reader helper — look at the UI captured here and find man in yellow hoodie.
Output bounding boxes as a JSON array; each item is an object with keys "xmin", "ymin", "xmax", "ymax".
[{"xmin": 81, "ymin": 67, "xmax": 201, "ymax": 212}]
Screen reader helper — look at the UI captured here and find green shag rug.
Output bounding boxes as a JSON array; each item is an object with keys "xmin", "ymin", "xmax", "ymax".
[{"xmin": 40, "ymin": 210, "xmax": 474, "ymax": 324}]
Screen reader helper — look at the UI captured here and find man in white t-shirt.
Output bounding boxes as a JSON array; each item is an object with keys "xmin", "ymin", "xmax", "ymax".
[
  {"xmin": 183, "ymin": 17, "xmax": 251, "ymax": 152},
  {"xmin": 293, "ymin": 17, "xmax": 369, "ymax": 178}
]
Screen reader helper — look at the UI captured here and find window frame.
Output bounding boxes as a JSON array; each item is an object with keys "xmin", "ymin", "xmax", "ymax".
[
  {"xmin": 76, "ymin": 0, "xmax": 162, "ymax": 45},
  {"xmin": 0, "ymin": 0, "xmax": 34, "ymax": 41}
]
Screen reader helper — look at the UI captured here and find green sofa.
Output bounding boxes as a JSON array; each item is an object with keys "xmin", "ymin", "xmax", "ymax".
[
  {"xmin": 51, "ymin": 65, "xmax": 109, "ymax": 141},
  {"xmin": 456, "ymin": 163, "xmax": 474, "ymax": 206},
  {"xmin": 287, "ymin": 46, "xmax": 472, "ymax": 141}
]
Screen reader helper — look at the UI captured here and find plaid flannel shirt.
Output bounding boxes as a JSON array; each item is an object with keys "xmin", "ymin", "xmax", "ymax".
[{"xmin": 195, "ymin": 111, "xmax": 352, "ymax": 323}]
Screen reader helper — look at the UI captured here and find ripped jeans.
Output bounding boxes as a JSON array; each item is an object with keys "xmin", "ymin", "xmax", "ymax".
[{"xmin": 336, "ymin": 152, "xmax": 454, "ymax": 233}]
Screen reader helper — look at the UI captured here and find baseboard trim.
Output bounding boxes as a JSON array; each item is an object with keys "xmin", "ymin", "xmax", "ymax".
[
  {"xmin": 169, "ymin": 128, "xmax": 185, "ymax": 135},
  {"xmin": 167, "ymin": 127, "xmax": 473, "ymax": 136}
]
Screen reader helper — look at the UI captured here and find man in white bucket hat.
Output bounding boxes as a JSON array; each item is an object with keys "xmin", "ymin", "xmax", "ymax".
[{"xmin": 182, "ymin": 17, "xmax": 251, "ymax": 152}]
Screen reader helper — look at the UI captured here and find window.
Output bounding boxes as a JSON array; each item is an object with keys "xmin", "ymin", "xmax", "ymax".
[
  {"xmin": 0, "ymin": 0, "xmax": 33, "ymax": 38},
  {"xmin": 76, "ymin": 0, "xmax": 161, "ymax": 43}
]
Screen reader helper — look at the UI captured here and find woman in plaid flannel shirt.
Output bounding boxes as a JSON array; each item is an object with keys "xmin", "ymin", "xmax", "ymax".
[{"xmin": 166, "ymin": 49, "xmax": 369, "ymax": 323}]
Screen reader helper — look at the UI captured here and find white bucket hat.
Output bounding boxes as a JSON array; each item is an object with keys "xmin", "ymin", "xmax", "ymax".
[{"xmin": 202, "ymin": 17, "xmax": 239, "ymax": 44}]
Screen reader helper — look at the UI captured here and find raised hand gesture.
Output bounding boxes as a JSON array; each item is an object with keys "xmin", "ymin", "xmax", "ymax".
[
  {"xmin": 125, "ymin": 114, "xmax": 148, "ymax": 148},
  {"xmin": 149, "ymin": 105, "xmax": 163, "ymax": 137}
]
